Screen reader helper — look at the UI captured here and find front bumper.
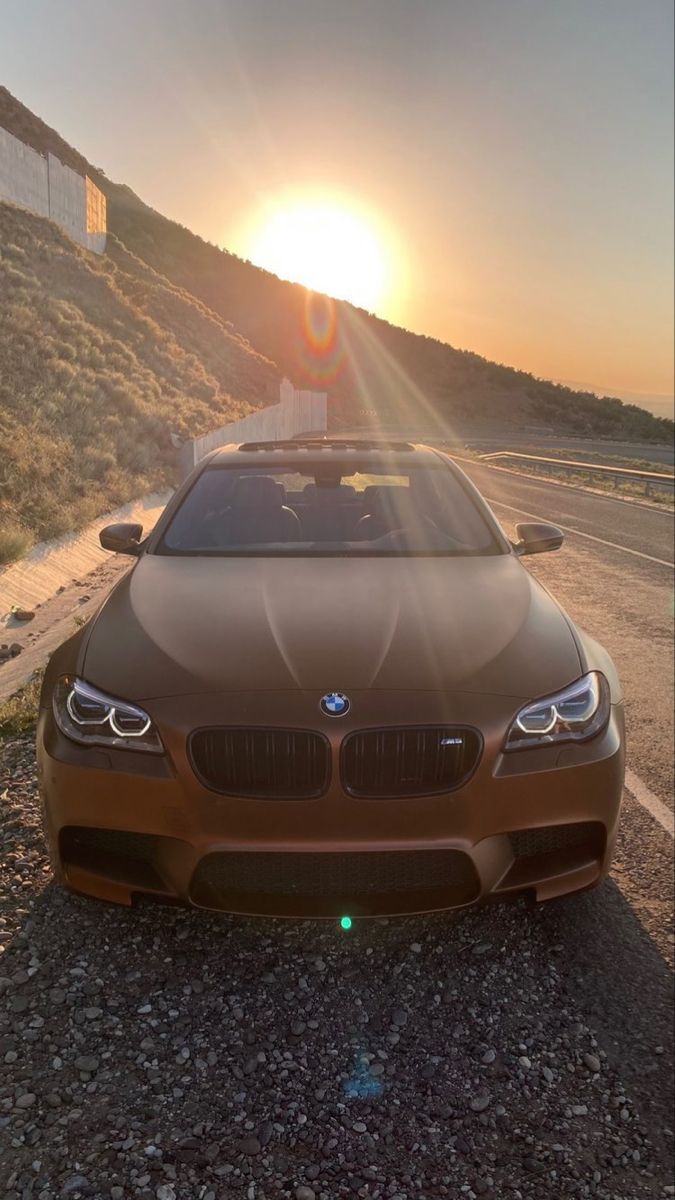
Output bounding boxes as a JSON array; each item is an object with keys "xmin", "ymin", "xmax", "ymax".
[{"xmin": 37, "ymin": 689, "xmax": 625, "ymax": 917}]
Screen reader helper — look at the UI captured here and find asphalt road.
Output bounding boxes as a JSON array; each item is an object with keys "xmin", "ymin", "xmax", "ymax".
[
  {"xmin": 0, "ymin": 465, "xmax": 673, "ymax": 1199},
  {"xmin": 458, "ymin": 458, "xmax": 674, "ymax": 566}
]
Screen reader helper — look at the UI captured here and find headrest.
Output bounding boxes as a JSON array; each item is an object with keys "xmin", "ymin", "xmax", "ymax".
[
  {"xmin": 233, "ymin": 475, "xmax": 282, "ymax": 508},
  {"xmin": 362, "ymin": 485, "xmax": 412, "ymax": 516},
  {"xmin": 304, "ymin": 483, "xmax": 357, "ymax": 503}
]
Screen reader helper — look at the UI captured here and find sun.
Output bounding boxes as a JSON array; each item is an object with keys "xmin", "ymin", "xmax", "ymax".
[{"xmin": 242, "ymin": 194, "xmax": 390, "ymax": 311}]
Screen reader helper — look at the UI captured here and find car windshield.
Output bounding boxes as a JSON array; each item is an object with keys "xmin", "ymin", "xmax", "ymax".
[{"xmin": 156, "ymin": 460, "xmax": 504, "ymax": 557}]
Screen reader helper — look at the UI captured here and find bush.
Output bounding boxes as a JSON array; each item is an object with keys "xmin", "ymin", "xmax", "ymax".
[
  {"xmin": 0, "ymin": 672, "xmax": 43, "ymax": 739},
  {"xmin": 0, "ymin": 522, "xmax": 33, "ymax": 565}
]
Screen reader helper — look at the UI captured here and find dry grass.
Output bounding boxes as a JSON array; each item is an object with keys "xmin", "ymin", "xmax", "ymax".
[
  {"xmin": 0, "ymin": 671, "xmax": 42, "ymax": 740},
  {"xmin": 0, "ymin": 203, "xmax": 278, "ymax": 562}
]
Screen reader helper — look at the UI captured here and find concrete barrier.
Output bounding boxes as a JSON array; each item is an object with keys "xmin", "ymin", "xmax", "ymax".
[
  {"xmin": 0, "ymin": 492, "xmax": 169, "ymax": 620},
  {"xmin": 0, "ymin": 125, "xmax": 106, "ymax": 253},
  {"xmin": 180, "ymin": 378, "xmax": 327, "ymax": 475}
]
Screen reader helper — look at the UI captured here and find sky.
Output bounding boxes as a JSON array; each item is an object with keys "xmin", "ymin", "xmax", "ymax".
[{"xmin": 2, "ymin": 0, "xmax": 673, "ymax": 416}]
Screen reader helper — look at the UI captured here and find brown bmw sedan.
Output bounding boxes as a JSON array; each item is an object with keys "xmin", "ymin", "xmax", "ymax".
[{"xmin": 37, "ymin": 440, "xmax": 624, "ymax": 918}]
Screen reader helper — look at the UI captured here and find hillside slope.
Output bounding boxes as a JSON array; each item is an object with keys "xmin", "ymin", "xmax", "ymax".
[{"xmin": 0, "ymin": 201, "xmax": 277, "ymax": 560}]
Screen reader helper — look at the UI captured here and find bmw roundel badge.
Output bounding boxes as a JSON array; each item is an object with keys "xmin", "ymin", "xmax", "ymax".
[{"xmin": 320, "ymin": 692, "xmax": 350, "ymax": 717}]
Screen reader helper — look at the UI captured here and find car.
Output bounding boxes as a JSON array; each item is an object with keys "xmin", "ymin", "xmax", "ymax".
[{"xmin": 37, "ymin": 438, "xmax": 624, "ymax": 919}]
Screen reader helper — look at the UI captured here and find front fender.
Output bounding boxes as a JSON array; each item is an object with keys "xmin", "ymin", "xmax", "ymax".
[
  {"xmin": 39, "ymin": 625, "xmax": 90, "ymax": 711},
  {"xmin": 574, "ymin": 628, "xmax": 623, "ymax": 704}
]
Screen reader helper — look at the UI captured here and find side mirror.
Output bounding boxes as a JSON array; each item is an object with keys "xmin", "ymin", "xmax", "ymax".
[
  {"xmin": 99, "ymin": 522, "xmax": 143, "ymax": 555},
  {"xmin": 514, "ymin": 521, "xmax": 564, "ymax": 556}
]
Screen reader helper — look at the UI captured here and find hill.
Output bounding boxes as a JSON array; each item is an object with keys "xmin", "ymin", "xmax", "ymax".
[
  {"xmin": 0, "ymin": 201, "xmax": 276, "ymax": 561},
  {"xmin": 105, "ymin": 185, "xmax": 674, "ymax": 444}
]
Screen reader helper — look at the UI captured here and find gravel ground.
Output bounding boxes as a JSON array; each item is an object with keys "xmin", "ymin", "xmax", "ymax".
[{"xmin": 1, "ymin": 734, "xmax": 673, "ymax": 1200}]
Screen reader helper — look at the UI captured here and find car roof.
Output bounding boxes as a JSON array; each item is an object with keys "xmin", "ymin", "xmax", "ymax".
[{"xmin": 207, "ymin": 438, "xmax": 442, "ymax": 467}]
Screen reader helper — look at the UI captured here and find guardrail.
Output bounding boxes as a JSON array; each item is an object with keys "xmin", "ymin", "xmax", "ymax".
[{"xmin": 479, "ymin": 452, "xmax": 675, "ymax": 498}]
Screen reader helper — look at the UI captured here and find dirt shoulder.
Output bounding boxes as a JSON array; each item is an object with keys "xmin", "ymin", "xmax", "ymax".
[{"xmin": 0, "ymin": 557, "xmax": 131, "ymax": 706}]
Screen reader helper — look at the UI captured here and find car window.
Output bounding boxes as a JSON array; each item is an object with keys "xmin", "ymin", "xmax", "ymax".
[{"xmin": 156, "ymin": 461, "xmax": 504, "ymax": 556}]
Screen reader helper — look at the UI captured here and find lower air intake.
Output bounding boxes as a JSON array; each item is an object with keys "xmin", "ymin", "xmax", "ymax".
[
  {"xmin": 509, "ymin": 822, "xmax": 605, "ymax": 859},
  {"xmin": 59, "ymin": 826, "xmax": 165, "ymax": 891},
  {"xmin": 190, "ymin": 849, "xmax": 480, "ymax": 916}
]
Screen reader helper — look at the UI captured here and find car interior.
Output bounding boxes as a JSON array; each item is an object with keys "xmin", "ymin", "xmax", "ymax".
[{"xmin": 159, "ymin": 464, "xmax": 500, "ymax": 554}]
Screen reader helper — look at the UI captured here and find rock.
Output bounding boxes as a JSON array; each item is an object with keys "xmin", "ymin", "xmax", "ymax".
[
  {"xmin": 295, "ymin": 1188, "xmax": 316, "ymax": 1200},
  {"xmin": 584, "ymin": 1053, "xmax": 601, "ymax": 1072},
  {"xmin": 238, "ymin": 1136, "xmax": 261, "ymax": 1155},
  {"xmin": 15, "ymin": 1092, "xmax": 37, "ymax": 1108},
  {"xmin": 156, "ymin": 1188, "xmax": 176, "ymax": 1200},
  {"xmin": 74, "ymin": 1055, "xmax": 99, "ymax": 1073},
  {"xmin": 470, "ymin": 1092, "xmax": 491, "ymax": 1112},
  {"xmin": 392, "ymin": 1008, "xmax": 408, "ymax": 1027},
  {"xmin": 61, "ymin": 1176, "xmax": 90, "ymax": 1196},
  {"xmin": 481, "ymin": 1048, "xmax": 496, "ymax": 1065},
  {"xmin": 9, "ymin": 643, "xmax": 22, "ymax": 657},
  {"xmin": 13, "ymin": 610, "xmax": 35, "ymax": 622},
  {"xmin": 258, "ymin": 1119, "xmax": 274, "ymax": 1146}
]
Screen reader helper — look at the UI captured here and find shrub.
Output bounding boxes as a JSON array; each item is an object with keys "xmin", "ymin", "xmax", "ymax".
[{"xmin": 0, "ymin": 522, "xmax": 33, "ymax": 565}]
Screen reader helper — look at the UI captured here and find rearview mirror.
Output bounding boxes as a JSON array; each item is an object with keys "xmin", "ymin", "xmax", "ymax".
[
  {"xmin": 514, "ymin": 521, "xmax": 564, "ymax": 556},
  {"xmin": 99, "ymin": 522, "xmax": 143, "ymax": 555}
]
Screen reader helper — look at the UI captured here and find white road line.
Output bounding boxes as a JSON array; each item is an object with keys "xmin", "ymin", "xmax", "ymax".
[
  {"xmin": 624, "ymin": 768, "xmax": 675, "ymax": 838},
  {"xmin": 486, "ymin": 497, "xmax": 674, "ymax": 568}
]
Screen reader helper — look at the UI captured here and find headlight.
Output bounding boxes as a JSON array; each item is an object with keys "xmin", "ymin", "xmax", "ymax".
[
  {"xmin": 53, "ymin": 677, "xmax": 164, "ymax": 754},
  {"xmin": 504, "ymin": 672, "xmax": 610, "ymax": 751}
]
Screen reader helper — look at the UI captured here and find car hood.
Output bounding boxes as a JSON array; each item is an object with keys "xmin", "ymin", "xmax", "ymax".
[{"xmin": 81, "ymin": 554, "xmax": 581, "ymax": 701}]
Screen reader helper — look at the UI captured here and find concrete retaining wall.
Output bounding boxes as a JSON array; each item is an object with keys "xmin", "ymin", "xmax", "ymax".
[
  {"xmin": 0, "ymin": 492, "xmax": 169, "ymax": 620},
  {"xmin": 180, "ymin": 378, "xmax": 328, "ymax": 475},
  {"xmin": 0, "ymin": 125, "xmax": 106, "ymax": 253},
  {"xmin": 0, "ymin": 126, "xmax": 49, "ymax": 217},
  {"xmin": 47, "ymin": 152, "xmax": 86, "ymax": 244}
]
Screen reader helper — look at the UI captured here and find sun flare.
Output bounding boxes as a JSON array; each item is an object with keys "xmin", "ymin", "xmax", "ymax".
[{"xmin": 243, "ymin": 194, "xmax": 391, "ymax": 311}]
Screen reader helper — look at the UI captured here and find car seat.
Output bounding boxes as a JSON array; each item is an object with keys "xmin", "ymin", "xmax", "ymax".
[
  {"xmin": 220, "ymin": 476, "xmax": 302, "ymax": 544},
  {"xmin": 356, "ymin": 486, "xmax": 417, "ymax": 540}
]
